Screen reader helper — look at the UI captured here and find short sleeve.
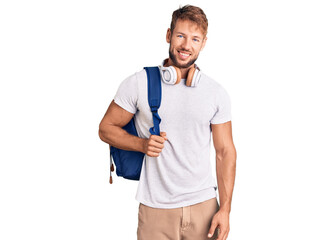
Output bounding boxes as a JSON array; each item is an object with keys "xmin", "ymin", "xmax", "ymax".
[
  {"xmin": 113, "ymin": 73, "xmax": 138, "ymax": 114},
  {"xmin": 210, "ymin": 86, "xmax": 232, "ymax": 124}
]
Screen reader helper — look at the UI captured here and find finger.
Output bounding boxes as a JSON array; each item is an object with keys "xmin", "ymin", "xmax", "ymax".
[
  {"xmin": 160, "ymin": 132, "xmax": 168, "ymax": 140},
  {"xmin": 223, "ymin": 231, "xmax": 229, "ymax": 240},
  {"xmin": 148, "ymin": 145, "xmax": 164, "ymax": 153},
  {"xmin": 216, "ymin": 227, "xmax": 225, "ymax": 240},
  {"xmin": 151, "ymin": 135, "xmax": 166, "ymax": 144},
  {"xmin": 148, "ymin": 139, "xmax": 165, "ymax": 149},
  {"xmin": 207, "ymin": 221, "xmax": 218, "ymax": 238},
  {"xmin": 148, "ymin": 151, "xmax": 159, "ymax": 157}
]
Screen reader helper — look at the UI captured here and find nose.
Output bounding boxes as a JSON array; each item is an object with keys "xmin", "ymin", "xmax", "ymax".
[{"xmin": 181, "ymin": 37, "xmax": 192, "ymax": 51}]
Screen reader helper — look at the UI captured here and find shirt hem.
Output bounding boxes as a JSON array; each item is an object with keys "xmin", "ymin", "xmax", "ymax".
[
  {"xmin": 113, "ymin": 97, "xmax": 137, "ymax": 114},
  {"xmin": 210, "ymin": 118, "xmax": 232, "ymax": 125},
  {"xmin": 135, "ymin": 189, "xmax": 217, "ymax": 209}
]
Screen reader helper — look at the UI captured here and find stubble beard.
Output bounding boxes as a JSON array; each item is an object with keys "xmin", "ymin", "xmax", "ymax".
[{"xmin": 168, "ymin": 44, "xmax": 198, "ymax": 69}]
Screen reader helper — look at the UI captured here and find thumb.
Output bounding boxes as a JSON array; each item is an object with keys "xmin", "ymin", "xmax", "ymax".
[
  {"xmin": 160, "ymin": 132, "xmax": 168, "ymax": 140},
  {"xmin": 207, "ymin": 220, "xmax": 218, "ymax": 238}
]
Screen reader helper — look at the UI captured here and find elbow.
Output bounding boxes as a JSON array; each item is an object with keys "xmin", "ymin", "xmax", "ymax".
[
  {"xmin": 99, "ymin": 121, "xmax": 118, "ymax": 145},
  {"xmin": 98, "ymin": 122, "xmax": 107, "ymax": 142},
  {"xmin": 215, "ymin": 152, "xmax": 226, "ymax": 162},
  {"xmin": 98, "ymin": 128, "xmax": 104, "ymax": 141},
  {"xmin": 215, "ymin": 145, "xmax": 237, "ymax": 163}
]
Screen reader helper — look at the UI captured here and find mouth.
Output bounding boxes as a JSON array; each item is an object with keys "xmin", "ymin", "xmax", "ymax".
[{"xmin": 177, "ymin": 50, "xmax": 191, "ymax": 60}]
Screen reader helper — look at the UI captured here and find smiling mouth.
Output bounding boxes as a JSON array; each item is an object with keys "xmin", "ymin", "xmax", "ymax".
[{"xmin": 177, "ymin": 50, "xmax": 191, "ymax": 59}]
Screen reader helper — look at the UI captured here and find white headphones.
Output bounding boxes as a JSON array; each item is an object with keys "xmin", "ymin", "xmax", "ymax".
[{"xmin": 159, "ymin": 59, "xmax": 202, "ymax": 87}]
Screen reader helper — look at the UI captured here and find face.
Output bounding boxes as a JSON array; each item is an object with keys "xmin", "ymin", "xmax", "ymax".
[{"xmin": 166, "ymin": 19, "xmax": 207, "ymax": 69}]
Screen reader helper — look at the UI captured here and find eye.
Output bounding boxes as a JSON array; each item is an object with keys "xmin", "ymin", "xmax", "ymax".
[
  {"xmin": 193, "ymin": 38, "xmax": 200, "ymax": 42},
  {"xmin": 177, "ymin": 34, "xmax": 183, "ymax": 38}
]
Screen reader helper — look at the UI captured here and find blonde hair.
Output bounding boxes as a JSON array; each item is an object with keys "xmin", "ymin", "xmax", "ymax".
[{"xmin": 170, "ymin": 5, "xmax": 208, "ymax": 36}]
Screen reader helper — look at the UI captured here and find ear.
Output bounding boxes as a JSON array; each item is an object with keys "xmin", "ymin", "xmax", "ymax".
[
  {"xmin": 200, "ymin": 36, "xmax": 207, "ymax": 51},
  {"xmin": 166, "ymin": 28, "xmax": 171, "ymax": 43}
]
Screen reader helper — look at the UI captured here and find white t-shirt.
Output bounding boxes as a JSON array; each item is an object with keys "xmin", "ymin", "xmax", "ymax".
[{"xmin": 113, "ymin": 66, "xmax": 232, "ymax": 209}]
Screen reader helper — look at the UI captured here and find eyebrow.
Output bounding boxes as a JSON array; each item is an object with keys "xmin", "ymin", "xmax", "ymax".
[{"xmin": 176, "ymin": 32, "xmax": 202, "ymax": 39}]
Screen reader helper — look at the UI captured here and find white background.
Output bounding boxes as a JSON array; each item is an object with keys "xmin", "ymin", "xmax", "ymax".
[{"xmin": 1, "ymin": 0, "xmax": 335, "ymax": 239}]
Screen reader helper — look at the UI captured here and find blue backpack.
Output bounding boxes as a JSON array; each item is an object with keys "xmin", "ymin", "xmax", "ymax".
[{"xmin": 109, "ymin": 67, "xmax": 162, "ymax": 183}]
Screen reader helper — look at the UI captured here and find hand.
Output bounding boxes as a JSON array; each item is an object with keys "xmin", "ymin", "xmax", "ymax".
[
  {"xmin": 143, "ymin": 132, "xmax": 168, "ymax": 157},
  {"xmin": 208, "ymin": 210, "xmax": 230, "ymax": 240}
]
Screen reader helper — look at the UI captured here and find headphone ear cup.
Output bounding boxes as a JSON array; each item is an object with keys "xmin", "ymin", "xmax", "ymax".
[
  {"xmin": 193, "ymin": 68, "xmax": 202, "ymax": 87},
  {"xmin": 186, "ymin": 67, "xmax": 195, "ymax": 87},
  {"xmin": 160, "ymin": 66, "xmax": 178, "ymax": 85},
  {"xmin": 186, "ymin": 67, "xmax": 201, "ymax": 87},
  {"xmin": 172, "ymin": 66, "xmax": 181, "ymax": 85}
]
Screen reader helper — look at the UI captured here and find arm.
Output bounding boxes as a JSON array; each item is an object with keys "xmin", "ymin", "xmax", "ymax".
[
  {"xmin": 99, "ymin": 100, "xmax": 168, "ymax": 156},
  {"xmin": 212, "ymin": 121, "xmax": 237, "ymax": 213},
  {"xmin": 98, "ymin": 100, "xmax": 146, "ymax": 153},
  {"xmin": 208, "ymin": 121, "xmax": 236, "ymax": 240}
]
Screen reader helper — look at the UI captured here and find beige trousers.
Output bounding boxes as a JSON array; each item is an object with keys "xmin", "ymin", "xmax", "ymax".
[{"xmin": 137, "ymin": 197, "xmax": 219, "ymax": 240}]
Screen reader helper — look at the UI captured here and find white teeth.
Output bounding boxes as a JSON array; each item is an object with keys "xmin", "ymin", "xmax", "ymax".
[{"xmin": 180, "ymin": 52, "xmax": 189, "ymax": 56}]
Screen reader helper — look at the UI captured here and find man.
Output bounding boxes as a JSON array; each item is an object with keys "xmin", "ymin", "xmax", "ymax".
[{"xmin": 99, "ymin": 5, "xmax": 236, "ymax": 240}]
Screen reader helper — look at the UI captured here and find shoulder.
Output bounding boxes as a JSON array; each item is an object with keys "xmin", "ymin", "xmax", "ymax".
[
  {"xmin": 200, "ymin": 72, "xmax": 230, "ymax": 96},
  {"xmin": 135, "ymin": 68, "xmax": 147, "ymax": 79},
  {"xmin": 120, "ymin": 68, "xmax": 146, "ymax": 86}
]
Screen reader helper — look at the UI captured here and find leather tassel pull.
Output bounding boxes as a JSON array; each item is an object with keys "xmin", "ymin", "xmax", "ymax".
[{"xmin": 109, "ymin": 163, "xmax": 114, "ymax": 184}]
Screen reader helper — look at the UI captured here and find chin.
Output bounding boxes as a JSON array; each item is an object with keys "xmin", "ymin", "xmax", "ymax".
[{"xmin": 176, "ymin": 58, "xmax": 197, "ymax": 68}]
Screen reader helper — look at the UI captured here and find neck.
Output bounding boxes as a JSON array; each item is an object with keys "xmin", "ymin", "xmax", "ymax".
[{"xmin": 165, "ymin": 58, "xmax": 194, "ymax": 79}]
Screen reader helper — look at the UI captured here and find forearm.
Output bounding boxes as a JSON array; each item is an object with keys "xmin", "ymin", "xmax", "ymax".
[
  {"xmin": 99, "ymin": 124, "xmax": 146, "ymax": 153},
  {"xmin": 216, "ymin": 148, "xmax": 237, "ymax": 213}
]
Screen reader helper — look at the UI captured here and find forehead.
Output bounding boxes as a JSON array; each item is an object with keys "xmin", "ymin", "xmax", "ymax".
[{"xmin": 173, "ymin": 19, "xmax": 205, "ymax": 37}]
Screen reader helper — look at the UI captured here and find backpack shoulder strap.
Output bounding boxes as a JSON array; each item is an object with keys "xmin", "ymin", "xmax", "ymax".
[{"xmin": 144, "ymin": 67, "xmax": 162, "ymax": 136}]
